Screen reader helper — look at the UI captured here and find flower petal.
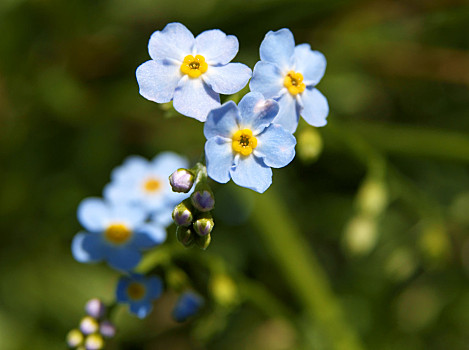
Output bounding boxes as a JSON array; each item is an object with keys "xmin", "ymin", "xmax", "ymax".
[
  {"xmin": 71, "ymin": 233, "xmax": 105, "ymax": 263},
  {"xmin": 249, "ymin": 61, "xmax": 284, "ymax": 99},
  {"xmin": 109, "ymin": 204, "xmax": 146, "ymax": 229},
  {"xmin": 230, "ymin": 155, "xmax": 272, "ymax": 193},
  {"xmin": 272, "ymin": 92, "xmax": 301, "ymax": 133},
  {"xmin": 260, "ymin": 28, "xmax": 295, "ymax": 69},
  {"xmin": 107, "ymin": 248, "xmax": 142, "ymax": 271},
  {"xmin": 254, "ymin": 124, "xmax": 296, "ymax": 168},
  {"xmin": 238, "ymin": 92, "xmax": 279, "ymax": 134},
  {"xmin": 146, "ymin": 276, "xmax": 164, "ymax": 299},
  {"xmin": 151, "ymin": 152, "xmax": 188, "ymax": 177},
  {"xmin": 205, "ymin": 136, "xmax": 233, "ymax": 184},
  {"xmin": 132, "ymin": 224, "xmax": 166, "ymax": 248},
  {"xmin": 136, "ymin": 60, "xmax": 181, "ymax": 103},
  {"xmin": 203, "ymin": 63, "xmax": 251, "ymax": 95},
  {"xmin": 173, "ymin": 76, "xmax": 220, "ymax": 122},
  {"xmin": 204, "ymin": 101, "xmax": 240, "ymax": 139},
  {"xmin": 152, "ymin": 206, "xmax": 174, "ymax": 227},
  {"xmin": 130, "ymin": 301, "xmax": 152, "ymax": 319},
  {"xmin": 293, "ymin": 44, "xmax": 326, "ymax": 86},
  {"xmin": 195, "ymin": 29, "xmax": 239, "ymax": 65},
  {"xmin": 115, "ymin": 278, "xmax": 129, "ymax": 302},
  {"xmin": 301, "ymin": 88, "xmax": 329, "ymax": 127},
  {"xmin": 77, "ymin": 198, "xmax": 109, "ymax": 232},
  {"xmin": 148, "ymin": 22, "xmax": 194, "ymax": 61},
  {"xmin": 111, "ymin": 156, "xmax": 148, "ymax": 183}
]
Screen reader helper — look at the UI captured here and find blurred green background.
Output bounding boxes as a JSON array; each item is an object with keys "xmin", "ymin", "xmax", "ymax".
[{"xmin": 1, "ymin": 0, "xmax": 469, "ymax": 349}]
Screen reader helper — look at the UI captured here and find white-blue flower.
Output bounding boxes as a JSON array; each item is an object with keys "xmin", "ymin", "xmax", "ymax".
[
  {"xmin": 204, "ymin": 91, "xmax": 296, "ymax": 193},
  {"xmin": 104, "ymin": 152, "xmax": 188, "ymax": 227},
  {"xmin": 136, "ymin": 22, "xmax": 252, "ymax": 122},
  {"xmin": 71, "ymin": 198, "xmax": 166, "ymax": 271},
  {"xmin": 250, "ymin": 28, "xmax": 329, "ymax": 133}
]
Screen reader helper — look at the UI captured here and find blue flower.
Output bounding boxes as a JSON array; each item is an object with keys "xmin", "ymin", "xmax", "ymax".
[
  {"xmin": 250, "ymin": 28, "xmax": 328, "ymax": 133},
  {"xmin": 104, "ymin": 152, "xmax": 189, "ymax": 227},
  {"xmin": 136, "ymin": 22, "xmax": 252, "ymax": 122},
  {"xmin": 71, "ymin": 198, "xmax": 166, "ymax": 271},
  {"xmin": 172, "ymin": 291, "xmax": 204, "ymax": 322},
  {"xmin": 116, "ymin": 273, "xmax": 163, "ymax": 318},
  {"xmin": 204, "ymin": 91, "xmax": 296, "ymax": 193}
]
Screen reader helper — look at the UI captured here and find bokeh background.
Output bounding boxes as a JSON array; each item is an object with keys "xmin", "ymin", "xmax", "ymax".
[{"xmin": 1, "ymin": 0, "xmax": 469, "ymax": 349}]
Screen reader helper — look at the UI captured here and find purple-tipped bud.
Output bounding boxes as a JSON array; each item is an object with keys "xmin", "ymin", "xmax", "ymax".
[
  {"xmin": 99, "ymin": 320, "xmax": 116, "ymax": 338},
  {"xmin": 66, "ymin": 329, "xmax": 84, "ymax": 348},
  {"xmin": 169, "ymin": 168, "xmax": 194, "ymax": 193},
  {"xmin": 172, "ymin": 200, "xmax": 193, "ymax": 227},
  {"xmin": 80, "ymin": 316, "xmax": 99, "ymax": 335},
  {"xmin": 191, "ymin": 190, "xmax": 215, "ymax": 212},
  {"xmin": 85, "ymin": 298, "xmax": 106, "ymax": 319},
  {"xmin": 84, "ymin": 334, "xmax": 104, "ymax": 350},
  {"xmin": 194, "ymin": 213, "xmax": 214, "ymax": 236},
  {"xmin": 195, "ymin": 233, "xmax": 211, "ymax": 250},
  {"xmin": 176, "ymin": 226, "xmax": 194, "ymax": 247}
]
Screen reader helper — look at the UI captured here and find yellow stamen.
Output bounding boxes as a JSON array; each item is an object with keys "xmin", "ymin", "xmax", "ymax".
[
  {"xmin": 232, "ymin": 129, "xmax": 258, "ymax": 156},
  {"xmin": 180, "ymin": 55, "xmax": 208, "ymax": 78},
  {"xmin": 284, "ymin": 70, "xmax": 305, "ymax": 95},
  {"xmin": 143, "ymin": 178, "xmax": 161, "ymax": 193},
  {"xmin": 104, "ymin": 224, "xmax": 132, "ymax": 244},
  {"xmin": 127, "ymin": 282, "xmax": 146, "ymax": 300}
]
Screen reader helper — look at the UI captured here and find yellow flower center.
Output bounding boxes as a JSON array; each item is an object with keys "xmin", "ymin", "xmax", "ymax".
[
  {"xmin": 284, "ymin": 70, "xmax": 305, "ymax": 95},
  {"xmin": 180, "ymin": 55, "xmax": 208, "ymax": 78},
  {"xmin": 143, "ymin": 177, "xmax": 161, "ymax": 193},
  {"xmin": 232, "ymin": 129, "xmax": 258, "ymax": 156},
  {"xmin": 104, "ymin": 223, "xmax": 132, "ymax": 244},
  {"xmin": 127, "ymin": 282, "xmax": 146, "ymax": 301}
]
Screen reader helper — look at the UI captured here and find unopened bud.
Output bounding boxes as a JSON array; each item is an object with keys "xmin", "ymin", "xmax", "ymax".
[
  {"xmin": 84, "ymin": 333, "xmax": 104, "ymax": 350},
  {"xmin": 169, "ymin": 168, "xmax": 195, "ymax": 193},
  {"xmin": 194, "ymin": 213, "xmax": 214, "ymax": 236},
  {"xmin": 191, "ymin": 189, "xmax": 215, "ymax": 212},
  {"xmin": 85, "ymin": 298, "xmax": 106, "ymax": 319},
  {"xmin": 172, "ymin": 199, "xmax": 193, "ymax": 226},
  {"xmin": 195, "ymin": 233, "xmax": 211, "ymax": 250},
  {"xmin": 66, "ymin": 329, "xmax": 84, "ymax": 348},
  {"xmin": 99, "ymin": 320, "xmax": 116, "ymax": 338},
  {"xmin": 176, "ymin": 226, "xmax": 195, "ymax": 247},
  {"xmin": 79, "ymin": 316, "xmax": 99, "ymax": 335}
]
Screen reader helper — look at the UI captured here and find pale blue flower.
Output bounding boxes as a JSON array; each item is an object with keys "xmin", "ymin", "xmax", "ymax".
[
  {"xmin": 250, "ymin": 28, "xmax": 328, "ymax": 133},
  {"xmin": 104, "ymin": 152, "xmax": 189, "ymax": 227},
  {"xmin": 71, "ymin": 198, "xmax": 166, "ymax": 271},
  {"xmin": 136, "ymin": 22, "xmax": 252, "ymax": 121},
  {"xmin": 116, "ymin": 273, "xmax": 163, "ymax": 318},
  {"xmin": 204, "ymin": 92, "xmax": 296, "ymax": 193}
]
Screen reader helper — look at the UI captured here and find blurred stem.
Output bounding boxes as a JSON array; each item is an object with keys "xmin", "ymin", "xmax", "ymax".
[{"xmin": 237, "ymin": 189, "xmax": 365, "ymax": 350}]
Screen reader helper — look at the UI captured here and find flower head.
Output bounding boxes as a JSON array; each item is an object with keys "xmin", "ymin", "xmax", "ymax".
[
  {"xmin": 104, "ymin": 152, "xmax": 189, "ymax": 227},
  {"xmin": 250, "ymin": 28, "xmax": 329, "ymax": 133},
  {"xmin": 136, "ymin": 22, "xmax": 252, "ymax": 121},
  {"xmin": 172, "ymin": 291, "xmax": 204, "ymax": 322},
  {"xmin": 71, "ymin": 198, "xmax": 166, "ymax": 271},
  {"xmin": 116, "ymin": 273, "xmax": 163, "ymax": 319},
  {"xmin": 204, "ymin": 92, "xmax": 296, "ymax": 193}
]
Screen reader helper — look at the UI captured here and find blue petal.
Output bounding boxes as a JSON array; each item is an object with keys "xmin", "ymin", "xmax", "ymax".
[
  {"xmin": 272, "ymin": 92, "xmax": 301, "ymax": 133},
  {"xmin": 205, "ymin": 136, "xmax": 233, "ymax": 184},
  {"xmin": 148, "ymin": 22, "xmax": 194, "ymax": 62},
  {"xmin": 146, "ymin": 276, "xmax": 164, "ymax": 299},
  {"xmin": 173, "ymin": 76, "xmax": 220, "ymax": 122},
  {"xmin": 300, "ymin": 88, "xmax": 329, "ymax": 127},
  {"xmin": 103, "ymin": 182, "xmax": 132, "ymax": 206},
  {"xmin": 77, "ymin": 198, "xmax": 109, "ymax": 232},
  {"xmin": 254, "ymin": 124, "xmax": 296, "ymax": 168},
  {"xmin": 230, "ymin": 155, "xmax": 272, "ymax": 193},
  {"xmin": 107, "ymin": 247, "xmax": 142, "ymax": 272},
  {"xmin": 110, "ymin": 156, "xmax": 148, "ymax": 183},
  {"xmin": 132, "ymin": 224, "xmax": 166, "ymax": 248},
  {"xmin": 203, "ymin": 63, "xmax": 251, "ymax": 95},
  {"xmin": 172, "ymin": 292, "xmax": 203, "ymax": 322},
  {"xmin": 136, "ymin": 60, "xmax": 181, "ymax": 103},
  {"xmin": 293, "ymin": 44, "xmax": 326, "ymax": 86},
  {"xmin": 195, "ymin": 29, "xmax": 239, "ymax": 65},
  {"xmin": 109, "ymin": 204, "xmax": 146, "ymax": 229},
  {"xmin": 238, "ymin": 92, "xmax": 279, "ymax": 134},
  {"xmin": 71, "ymin": 233, "xmax": 105, "ymax": 263},
  {"xmin": 130, "ymin": 301, "xmax": 152, "ymax": 319},
  {"xmin": 152, "ymin": 206, "xmax": 174, "ymax": 227},
  {"xmin": 115, "ymin": 278, "xmax": 130, "ymax": 302},
  {"xmin": 259, "ymin": 29, "xmax": 295, "ymax": 69},
  {"xmin": 151, "ymin": 152, "xmax": 188, "ymax": 177},
  {"xmin": 249, "ymin": 61, "xmax": 284, "ymax": 99},
  {"xmin": 204, "ymin": 101, "xmax": 240, "ymax": 139}
]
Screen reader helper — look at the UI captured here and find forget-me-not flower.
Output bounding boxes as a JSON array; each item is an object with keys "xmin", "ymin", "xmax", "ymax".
[
  {"xmin": 104, "ymin": 152, "xmax": 188, "ymax": 227},
  {"xmin": 136, "ymin": 22, "xmax": 252, "ymax": 121},
  {"xmin": 116, "ymin": 273, "xmax": 163, "ymax": 318},
  {"xmin": 204, "ymin": 91, "xmax": 296, "ymax": 193},
  {"xmin": 172, "ymin": 291, "xmax": 204, "ymax": 322},
  {"xmin": 250, "ymin": 28, "xmax": 328, "ymax": 133},
  {"xmin": 71, "ymin": 198, "xmax": 166, "ymax": 271}
]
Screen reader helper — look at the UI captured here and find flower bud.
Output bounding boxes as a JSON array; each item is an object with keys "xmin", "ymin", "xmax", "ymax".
[
  {"xmin": 172, "ymin": 199, "xmax": 193, "ymax": 226},
  {"xmin": 84, "ymin": 334, "xmax": 104, "ymax": 350},
  {"xmin": 66, "ymin": 329, "xmax": 84, "ymax": 348},
  {"xmin": 176, "ymin": 226, "xmax": 194, "ymax": 247},
  {"xmin": 85, "ymin": 298, "xmax": 106, "ymax": 319},
  {"xmin": 79, "ymin": 316, "xmax": 99, "ymax": 335},
  {"xmin": 169, "ymin": 168, "xmax": 195, "ymax": 193},
  {"xmin": 191, "ymin": 189, "xmax": 215, "ymax": 212},
  {"xmin": 99, "ymin": 320, "xmax": 116, "ymax": 338},
  {"xmin": 172, "ymin": 291, "xmax": 204, "ymax": 323},
  {"xmin": 193, "ymin": 213, "xmax": 214, "ymax": 236},
  {"xmin": 195, "ymin": 233, "xmax": 211, "ymax": 250}
]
